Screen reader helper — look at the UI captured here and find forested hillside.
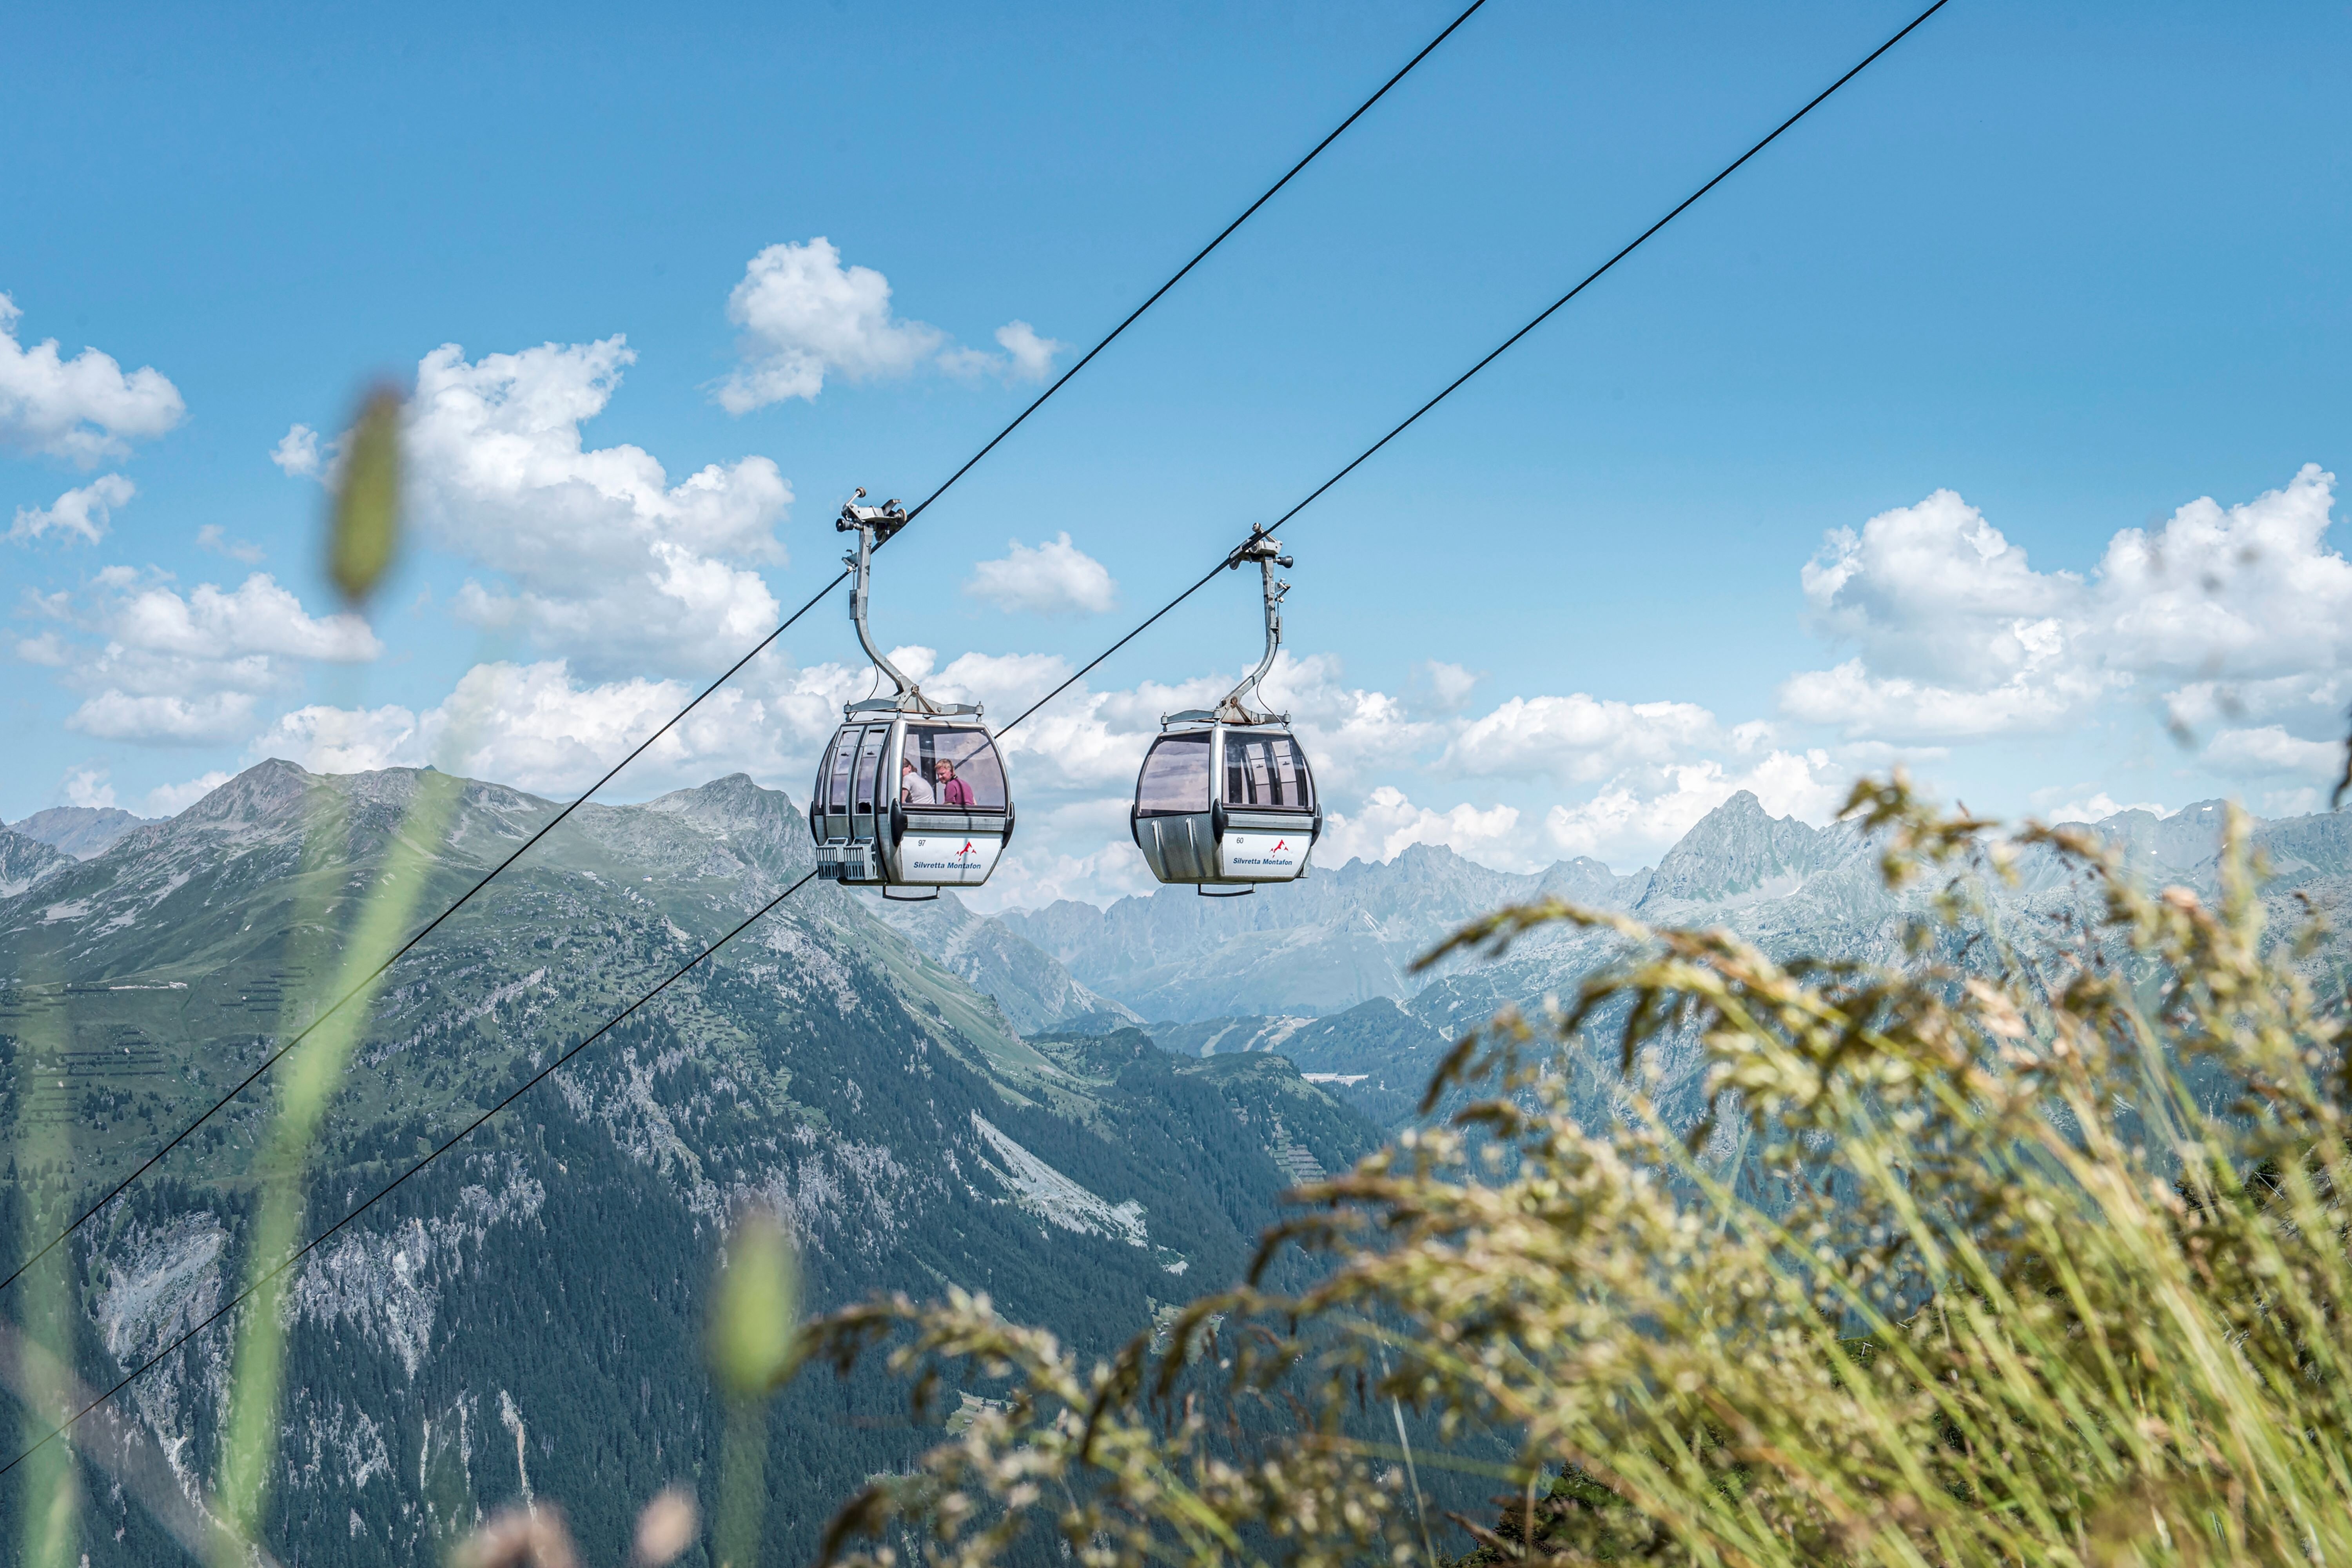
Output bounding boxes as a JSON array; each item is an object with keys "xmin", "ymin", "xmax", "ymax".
[{"xmin": 0, "ymin": 762, "xmax": 1377, "ymax": 1566}]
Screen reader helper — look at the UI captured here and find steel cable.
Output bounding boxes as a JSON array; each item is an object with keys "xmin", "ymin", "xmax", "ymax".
[
  {"xmin": 0, "ymin": 872, "xmax": 820, "ymax": 1480},
  {"xmin": 4, "ymin": 1, "xmax": 1486, "ymax": 1297},
  {"xmin": 999, "ymin": 0, "xmax": 1953, "ymax": 738}
]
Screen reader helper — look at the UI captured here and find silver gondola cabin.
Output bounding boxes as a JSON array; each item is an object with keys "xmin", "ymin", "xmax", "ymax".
[
  {"xmin": 810, "ymin": 493, "xmax": 1014, "ymax": 898},
  {"xmin": 1131, "ymin": 534, "xmax": 1320, "ymax": 895}
]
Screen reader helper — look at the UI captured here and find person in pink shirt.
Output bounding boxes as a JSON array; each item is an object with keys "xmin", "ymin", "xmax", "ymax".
[{"xmin": 934, "ymin": 758, "xmax": 974, "ymax": 807}]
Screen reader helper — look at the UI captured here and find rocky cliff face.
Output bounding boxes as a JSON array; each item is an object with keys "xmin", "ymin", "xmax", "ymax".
[
  {"xmin": 0, "ymin": 827, "xmax": 71, "ymax": 899},
  {"xmin": 0, "ymin": 761, "xmax": 1378, "ymax": 1567}
]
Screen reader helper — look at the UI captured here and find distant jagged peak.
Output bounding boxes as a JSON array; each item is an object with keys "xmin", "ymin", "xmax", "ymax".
[
  {"xmin": 642, "ymin": 772, "xmax": 793, "ymax": 833},
  {"xmin": 162, "ymin": 760, "xmax": 560, "ymax": 851},
  {"xmin": 1641, "ymin": 791, "xmax": 1857, "ymax": 908},
  {"xmin": 1533, "ymin": 855, "xmax": 1640, "ymax": 909},
  {"xmin": 7, "ymin": 804, "xmax": 156, "ymax": 860},
  {"xmin": 172, "ymin": 757, "xmax": 317, "ymax": 829}
]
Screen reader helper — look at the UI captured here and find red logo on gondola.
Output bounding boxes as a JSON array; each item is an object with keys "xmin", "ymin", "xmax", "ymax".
[
  {"xmin": 1271, "ymin": 839, "xmax": 1289, "ymax": 853},
  {"xmin": 958, "ymin": 840, "xmax": 976, "ymax": 857}
]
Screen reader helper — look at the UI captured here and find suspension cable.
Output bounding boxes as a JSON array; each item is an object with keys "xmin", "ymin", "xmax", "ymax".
[
  {"xmin": 0, "ymin": 872, "xmax": 819, "ymax": 1481},
  {"xmin": 6, "ymin": 1, "xmax": 1487, "ymax": 1296},
  {"xmin": 998, "ymin": 0, "xmax": 1952, "ymax": 738}
]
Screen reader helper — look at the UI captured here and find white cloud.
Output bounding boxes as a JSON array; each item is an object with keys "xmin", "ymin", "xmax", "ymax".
[
  {"xmin": 144, "ymin": 770, "xmax": 231, "ymax": 816},
  {"xmin": 41, "ymin": 572, "xmax": 379, "ymax": 746},
  {"xmin": 2201, "ymin": 724, "xmax": 2341, "ymax": 779},
  {"xmin": 270, "ymin": 423, "xmax": 321, "ymax": 477},
  {"xmin": 992, "ymin": 320, "xmax": 1067, "ymax": 381},
  {"xmin": 1448, "ymin": 692, "xmax": 1721, "ymax": 782},
  {"xmin": 0, "ymin": 294, "xmax": 185, "ymax": 466},
  {"xmin": 2035, "ymin": 791, "xmax": 2168, "ymax": 826},
  {"xmin": 196, "ymin": 523, "xmax": 265, "ymax": 563},
  {"xmin": 1319, "ymin": 786, "xmax": 1531, "ymax": 871},
  {"xmin": 251, "ymin": 703, "xmax": 424, "ymax": 774},
  {"xmin": 62, "ymin": 766, "xmax": 116, "ymax": 810},
  {"xmin": 1415, "ymin": 660, "xmax": 1481, "ymax": 714},
  {"xmin": 942, "ymin": 321, "xmax": 1071, "ymax": 383},
  {"xmin": 1544, "ymin": 750, "xmax": 1844, "ymax": 868},
  {"xmin": 9, "ymin": 474, "xmax": 134, "ymax": 545},
  {"xmin": 1784, "ymin": 466, "xmax": 2352, "ymax": 745},
  {"xmin": 1780, "ymin": 658, "xmax": 2104, "ymax": 740},
  {"xmin": 109, "ymin": 573, "xmax": 379, "ymax": 662},
  {"xmin": 963, "ymin": 534, "xmax": 1117, "ymax": 615},
  {"xmin": 716, "ymin": 239, "xmax": 1067, "ymax": 410},
  {"xmin": 403, "ymin": 336, "xmax": 790, "ymax": 673},
  {"xmin": 251, "ymin": 656, "xmax": 870, "ymax": 797},
  {"xmin": 70, "ymin": 691, "xmax": 261, "ymax": 744},
  {"xmin": 716, "ymin": 238, "xmax": 947, "ymax": 412}
]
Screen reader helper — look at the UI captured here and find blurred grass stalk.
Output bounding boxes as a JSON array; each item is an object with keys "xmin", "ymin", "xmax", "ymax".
[
  {"xmin": 209, "ymin": 386, "xmax": 434, "ymax": 1564},
  {"xmin": 209, "ymin": 771, "xmax": 458, "ymax": 1561},
  {"xmin": 788, "ymin": 784, "xmax": 2352, "ymax": 1568},
  {"xmin": 708, "ymin": 1210, "xmax": 802, "ymax": 1568},
  {"xmin": 13, "ymin": 963, "xmax": 81, "ymax": 1568}
]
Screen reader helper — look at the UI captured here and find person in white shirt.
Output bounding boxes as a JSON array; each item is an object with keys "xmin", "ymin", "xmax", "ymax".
[{"xmin": 900, "ymin": 756, "xmax": 935, "ymax": 806}]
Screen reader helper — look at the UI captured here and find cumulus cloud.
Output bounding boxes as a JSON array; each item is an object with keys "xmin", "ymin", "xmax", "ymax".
[
  {"xmin": 991, "ymin": 320, "xmax": 1067, "ymax": 381},
  {"xmin": 716, "ymin": 238, "xmax": 947, "ymax": 412},
  {"xmin": 1413, "ymin": 660, "xmax": 1481, "ymax": 715},
  {"xmin": 61, "ymin": 766, "xmax": 116, "ymax": 810},
  {"xmin": 0, "ymin": 294, "xmax": 185, "ymax": 465},
  {"xmin": 71, "ymin": 691, "xmax": 263, "ymax": 744},
  {"xmin": 403, "ymin": 336, "xmax": 790, "ymax": 673},
  {"xmin": 1784, "ymin": 466, "xmax": 2352, "ymax": 746},
  {"xmin": 2034, "ymin": 790, "xmax": 2169, "ymax": 826},
  {"xmin": 1447, "ymin": 693, "xmax": 1720, "ymax": 782},
  {"xmin": 963, "ymin": 534, "xmax": 1117, "ymax": 615},
  {"xmin": 940, "ymin": 320, "xmax": 1072, "ymax": 383},
  {"xmin": 2201, "ymin": 724, "xmax": 2341, "ymax": 779},
  {"xmin": 9, "ymin": 473, "xmax": 134, "ymax": 545},
  {"xmin": 196, "ymin": 523, "xmax": 265, "ymax": 563},
  {"xmin": 251, "ymin": 655, "xmax": 874, "ymax": 798},
  {"xmin": 1319, "ymin": 786, "xmax": 1531, "ymax": 871},
  {"xmin": 716, "ymin": 239, "xmax": 1065, "ymax": 412},
  {"xmin": 270, "ymin": 423, "xmax": 321, "ymax": 477},
  {"xmin": 145, "ymin": 770, "xmax": 231, "ymax": 817},
  {"xmin": 1543, "ymin": 749, "xmax": 1845, "ymax": 867},
  {"xmin": 38, "ymin": 572, "xmax": 379, "ymax": 745}
]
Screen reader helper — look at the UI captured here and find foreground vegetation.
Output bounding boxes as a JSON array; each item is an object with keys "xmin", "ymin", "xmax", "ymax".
[{"xmin": 783, "ymin": 780, "xmax": 2352, "ymax": 1568}]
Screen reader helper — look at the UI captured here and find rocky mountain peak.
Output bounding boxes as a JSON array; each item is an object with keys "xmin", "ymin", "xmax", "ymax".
[
  {"xmin": 7, "ymin": 805, "xmax": 156, "ymax": 860},
  {"xmin": 642, "ymin": 773, "xmax": 797, "ymax": 840},
  {"xmin": 1639, "ymin": 791, "xmax": 1852, "ymax": 908}
]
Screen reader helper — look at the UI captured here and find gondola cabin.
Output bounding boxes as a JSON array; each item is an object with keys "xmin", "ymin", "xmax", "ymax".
[
  {"xmin": 810, "ymin": 491, "xmax": 1016, "ymax": 896},
  {"xmin": 811, "ymin": 712, "xmax": 1013, "ymax": 890},
  {"xmin": 1128, "ymin": 530, "xmax": 1318, "ymax": 895},
  {"xmin": 1131, "ymin": 719, "xmax": 1319, "ymax": 893}
]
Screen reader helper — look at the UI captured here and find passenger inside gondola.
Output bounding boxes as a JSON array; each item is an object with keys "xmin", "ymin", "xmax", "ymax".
[
  {"xmin": 900, "ymin": 755, "xmax": 933, "ymax": 805},
  {"xmin": 903, "ymin": 726, "xmax": 1007, "ymax": 811}
]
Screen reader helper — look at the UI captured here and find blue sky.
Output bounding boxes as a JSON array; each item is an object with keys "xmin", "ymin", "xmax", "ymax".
[{"xmin": 7, "ymin": 0, "xmax": 2350, "ymax": 907}]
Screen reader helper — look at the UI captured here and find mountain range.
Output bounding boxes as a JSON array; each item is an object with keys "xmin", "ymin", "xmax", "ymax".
[
  {"xmin": 0, "ymin": 763, "xmax": 1376, "ymax": 1565},
  {"xmin": 3, "ymin": 761, "xmax": 2345, "ymax": 1565}
]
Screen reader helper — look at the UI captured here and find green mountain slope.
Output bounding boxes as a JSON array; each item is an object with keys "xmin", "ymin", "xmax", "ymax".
[{"xmin": 0, "ymin": 762, "xmax": 1380, "ymax": 1567}]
